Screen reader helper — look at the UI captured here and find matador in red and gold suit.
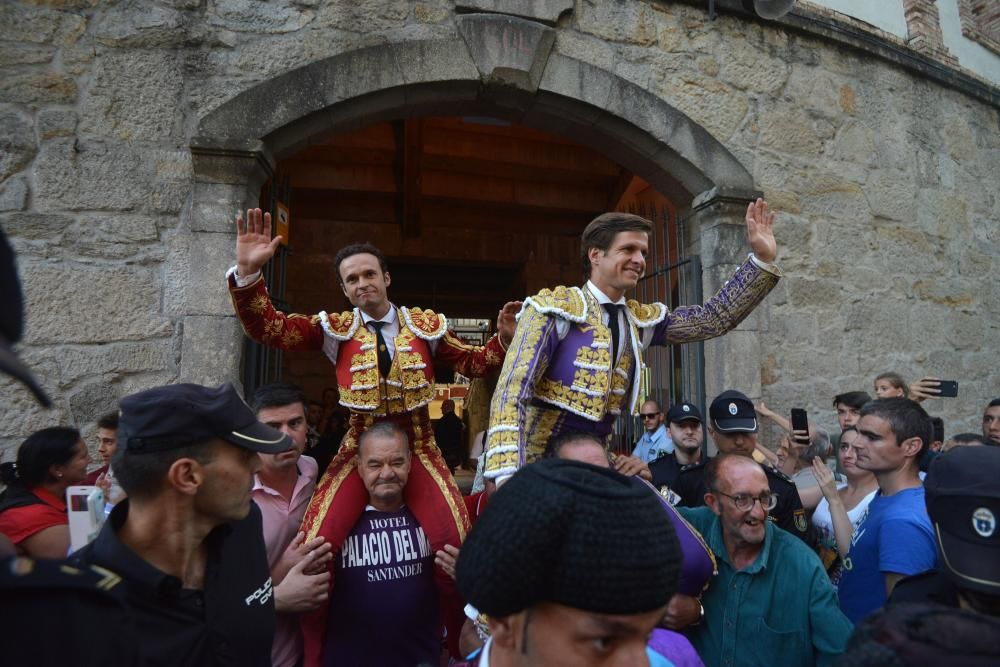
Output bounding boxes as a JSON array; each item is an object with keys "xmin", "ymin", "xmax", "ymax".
[{"xmin": 228, "ymin": 209, "xmax": 519, "ymax": 666}]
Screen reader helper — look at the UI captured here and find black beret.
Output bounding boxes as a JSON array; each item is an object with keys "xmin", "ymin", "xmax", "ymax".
[{"xmin": 456, "ymin": 458, "xmax": 681, "ymax": 617}]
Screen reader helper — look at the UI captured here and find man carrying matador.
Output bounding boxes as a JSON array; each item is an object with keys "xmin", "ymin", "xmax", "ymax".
[
  {"xmin": 227, "ymin": 209, "xmax": 519, "ymax": 665},
  {"xmin": 485, "ymin": 199, "xmax": 781, "ymax": 483}
]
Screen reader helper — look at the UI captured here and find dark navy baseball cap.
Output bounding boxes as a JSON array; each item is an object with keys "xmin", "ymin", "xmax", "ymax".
[
  {"xmin": 925, "ymin": 446, "xmax": 1000, "ymax": 595},
  {"xmin": 119, "ymin": 383, "xmax": 291, "ymax": 454},
  {"xmin": 666, "ymin": 401, "xmax": 702, "ymax": 425},
  {"xmin": 709, "ymin": 390, "xmax": 758, "ymax": 433}
]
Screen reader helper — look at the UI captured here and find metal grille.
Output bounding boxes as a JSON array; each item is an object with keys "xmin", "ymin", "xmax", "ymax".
[
  {"xmin": 611, "ymin": 203, "xmax": 705, "ymax": 453},
  {"xmin": 241, "ymin": 174, "xmax": 291, "ymax": 398}
]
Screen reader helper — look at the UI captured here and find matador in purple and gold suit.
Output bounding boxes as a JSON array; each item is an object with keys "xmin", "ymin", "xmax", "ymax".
[{"xmin": 485, "ymin": 255, "xmax": 781, "ymax": 482}]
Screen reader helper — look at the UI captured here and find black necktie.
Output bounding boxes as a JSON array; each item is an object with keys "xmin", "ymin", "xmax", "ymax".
[
  {"xmin": 369, "ymin": 321, "xmax": 391, "ymax": 378},
  {"xmin": 602, "ymin": 303, "xmax": 623, "ymax": 365}
]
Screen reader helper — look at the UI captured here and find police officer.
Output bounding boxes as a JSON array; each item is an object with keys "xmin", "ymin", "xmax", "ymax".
[
  {"xmin": 671, "ymin": 390, "xmax": 815, "ymax": 548},
  {"xmin": 889, "ymin": 445, "xmax": 1000, "ymax": 614},
  {"xmin": 649, "ymin": 401, "xmax": 705, "ymax": 492}
]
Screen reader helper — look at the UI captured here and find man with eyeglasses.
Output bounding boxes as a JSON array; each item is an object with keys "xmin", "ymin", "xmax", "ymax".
[
  {"xmin": 632, "ymin": 400, "xmax": 673, "ymax": 463},
  {"xmin": 679, "ymin": 454, "xmax": 852, "ymax": 667},
  {"xmin": 672, "ymin": 390, "xmax": 816, "ymax": 548}
]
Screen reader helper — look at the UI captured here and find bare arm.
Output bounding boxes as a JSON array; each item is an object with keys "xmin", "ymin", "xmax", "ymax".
[
  {"xmin": 812, "ymin": 457, "xmax": 852, "ymax": 558},
  {"xmin": 19, "ymin": 525, "xmax": 70, "ymax": 559}
]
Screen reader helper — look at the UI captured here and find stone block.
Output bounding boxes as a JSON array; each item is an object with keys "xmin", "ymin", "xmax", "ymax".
[
  {"xmin": 163, "ymin": 231, "xmax": 236, "ymax": 316},
  {"xmin": 33, "ymin": 140, "xmax": 160, "ymax": 212},
  {"xmin": 757, "ymin": 106, "xmax": 830, "ymax": 156},
  {"xmin": 575, "ymin": 0, "xmax": 658, "ymax": 46},
  {"xmin": 93, "ymin": 0, "xmax": 186, "ymax": 48},
  {"xmin": 37, "ymin": 109, "xmax": 77, "ymax": 140},
  {"xmin": 703, "ymin": 329, "xmax": 761, "ymax": 400},
  {"xmin": 179, "ymin": 315, "xmax": 243, "ymax": 386},
  {"xmin": 0, "ymin": 373, "xmax": 73, "ymax": 442},
  {"xmin": 62, "ymin": 42, "xmax": 97, "ymax": 75},
  {"xmin": 455, "ymin": 0, "xmax": 571, "ymax": 23},
  {"xmin": 0, "ymin": 175, "xmax": 29, "ymax": 212},
  {"xmin": 80, "ymin": 50, "xmax": 184, "ymax": 141},
  {"xmin": 21, "ymin": 262, "xmax": 172, "ymax": 344},
  {"xmin": 864, "ymin": 170, "xmax": 917, "ymax": 222},
  {"xmin": 3, "ymin": 212, "xmax": 73, "ymax": 241},
  {"xmin": 831, "ymin": 120, "xmax": 876, "ymax": 165},
  {"xmin": 413, "ymin": 2, "xmax": 449, "ymax": 23},
  {"xmin": 786, "ymin": 277, "xmax": 840, "ymax": 309},
  {"xmin": 68, "ymin": 380, "xmax": 120, "ymax": 426},
  {"xmin": 456, "ymin": 13, "xmax": 556, "ymax": 93},
  {"xmin": 715, "ymin": 37, "xmax": 790, "ymax": 95},
  {"xmin": 658, "ymin": 73, "xmax": 749, "ymax": 143},
  {"xmin": 315, "ymin": 0, "xmax": 407, "ymax": 32},
  {"xmin": 0, "ymin": 3, "xmax": 87, "ymax": 46},
  {"xmin": 191, "ymin": 182, "xmax": 259, "ymax": 233},
  {"xmin": 56, "ymin": 340, "xmax": 176, "ymax": 386},
  {"xmin": 0, "ymin": 43, "xmax": 56, "ymax": 66},
  {"xmin": 0, "ymin": 73, "xmax": 77, "ymax": 107},
  {"xmin": 915, "ymin": 190, "xmax": 969, "ymax": 241},
  {"xmin": 0, "ymin": 110, "xmax": 36, "ymax": 182},
  {"xmin": 64, "ymin": 213, "xmax": 166, "ymax": 261},
  {"xmin": 208, "ymin": 0, "xmax": 316, "ymax": 34}
]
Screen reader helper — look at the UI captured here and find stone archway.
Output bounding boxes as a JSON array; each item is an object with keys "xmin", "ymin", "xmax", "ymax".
[{"xmin": 185, "ymin": 13, "xmax": 764, "ymax": 402}]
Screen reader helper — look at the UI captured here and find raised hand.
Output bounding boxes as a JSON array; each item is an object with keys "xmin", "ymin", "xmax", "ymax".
[
  {"xmin": 497, "ymin": 301, "xmax": 522, "ymax": 346},
  {"xmin": 236, "ymin": 207, "xmax": 282, "ymax": 278},
  {"xmin": 909, "ymin": 378, "xmax": 941, "ymax": 403},
  {"xmin": 745, "ymin": 198, "xmax": 777, "ymax": 263},
  {"xmin": 811, "ymin": 456, "xmax": 838, "ymax": 502}
]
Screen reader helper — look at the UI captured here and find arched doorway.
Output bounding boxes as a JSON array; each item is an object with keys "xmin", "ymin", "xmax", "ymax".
[{"xmin": 188, "ymin": 18, "xmax": 763, "ymax": 443}]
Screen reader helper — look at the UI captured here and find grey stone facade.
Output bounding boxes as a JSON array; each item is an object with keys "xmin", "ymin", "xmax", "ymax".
[{"xmin": 1, "ymin": 0, "xmax": 997, "ymax": 459}]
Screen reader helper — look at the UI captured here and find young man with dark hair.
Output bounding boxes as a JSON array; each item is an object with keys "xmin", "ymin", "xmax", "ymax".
[
  {"xmin": 983, "ymin": 398, "xmax": 1000, "ymax": 443},
  {"xmin": 70, "ymin": 382, "xmax": 293, "ymax": 666},
  {"xmin": 485, "ymin": 199, "xmax": 782, "ymax": 484},
  {"xmin": 649, "ymin": 401, "xmax": 705, "ymax": 492},
  {"xmin": 84, "ymin": 411, "xmax": 119, "ymax": 485},
  {"xmin": 249, "ymin": 382, "xmax": 330, "ymax": 667},
  {"xmin": 837, "ymin": 397, "xmax": 938, "ymax": 623},
  {"xmin": 228, "ymin": 209, "xmax": 520, "ymax": 664},
  {"xmin": 833, "ymin": 390, "xmax": 871, "ymax": 432}
]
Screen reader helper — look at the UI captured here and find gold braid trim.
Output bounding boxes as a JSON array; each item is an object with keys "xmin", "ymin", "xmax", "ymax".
[
  {"xmin": 413, "ymin": 416, "xmax": 469, "ymax": 541},
  {"xmin": 303, "ymin": 449, "xmax": 358, "ymax": 541}
]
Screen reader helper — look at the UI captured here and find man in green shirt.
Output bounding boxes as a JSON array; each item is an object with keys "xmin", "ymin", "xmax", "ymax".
[{"xmin": 680, "ymin": 454, "xmax": 852, "ymax": 667}]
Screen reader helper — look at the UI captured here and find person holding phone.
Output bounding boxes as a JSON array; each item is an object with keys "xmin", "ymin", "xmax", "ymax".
[{"xmin": 0, "ymin": 427, "xmax": 90, "ymax": 558}]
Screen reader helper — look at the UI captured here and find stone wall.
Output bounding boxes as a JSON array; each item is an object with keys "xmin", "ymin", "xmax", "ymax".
[{"xmin": 1, "ymin": 0, "xmax": 997, "ymax": 462}]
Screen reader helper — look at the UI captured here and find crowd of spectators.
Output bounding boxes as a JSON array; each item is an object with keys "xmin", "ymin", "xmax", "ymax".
[{"xmin": 2, "ymin": 374, "xmax": 997, "ymax": 666}]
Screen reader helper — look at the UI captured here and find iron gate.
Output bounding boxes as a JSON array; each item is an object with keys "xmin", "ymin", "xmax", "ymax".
[
  {"xmin": 611, "ymin": 203, "xmax": 705, "ymax": 453},
  {"xmin": 241, "ymin": 174, "xmax": 292, "ymax": 398}
]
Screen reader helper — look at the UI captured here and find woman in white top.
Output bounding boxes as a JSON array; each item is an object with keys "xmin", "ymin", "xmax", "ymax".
[{"xmin": 803, "ymin": 427, "xmax": 878, "ymax": 584}]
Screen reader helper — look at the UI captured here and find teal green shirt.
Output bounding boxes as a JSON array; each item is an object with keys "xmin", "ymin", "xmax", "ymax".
[{"xmin": 679, "ymin": 507, "xmax": 853, "ymax": 667}]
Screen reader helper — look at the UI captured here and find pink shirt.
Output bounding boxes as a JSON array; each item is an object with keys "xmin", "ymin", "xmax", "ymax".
[{"xmin": 252, "ymin": 455, "xmax": 319, "ymax": 667}]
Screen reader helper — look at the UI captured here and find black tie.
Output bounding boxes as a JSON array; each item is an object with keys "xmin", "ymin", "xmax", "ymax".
[
  {"xmin": 369, "ymin": 321, "xmax": 391, "ymax": 378},
  {"xmin": 602, "ymin": 303, "xmax": 623, "ymax": 365}
]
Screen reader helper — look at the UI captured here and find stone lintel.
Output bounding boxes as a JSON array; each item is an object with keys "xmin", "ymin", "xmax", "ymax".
[
  {"xmin": 455, "ymin": 0, "xmax": 573, "ymax": 25},
  {"xmin": 456, "ymin": 13, "xmax": 556, "ymax": 93},
  {"xmin": 190, "ymin": 141, "xmax": 274, "ymax": 190}
]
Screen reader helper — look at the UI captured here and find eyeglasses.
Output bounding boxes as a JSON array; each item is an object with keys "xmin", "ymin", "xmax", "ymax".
[
  {"xmin": 714, "ymin": 491, "xmax": 778, "ymax": 512},
  {"xmin": 641, "ymin": 413, "xmax": 660, "ymax": 419}
]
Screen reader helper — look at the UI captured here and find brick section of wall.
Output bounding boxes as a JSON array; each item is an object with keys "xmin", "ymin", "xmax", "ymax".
[
  {"xmin": 902, "ymin": 0, "xmax": 960, "ymax": 65},
  {"xmin": 959, "ymin": 0, "xmax": 1000, "ymax": 56}
]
